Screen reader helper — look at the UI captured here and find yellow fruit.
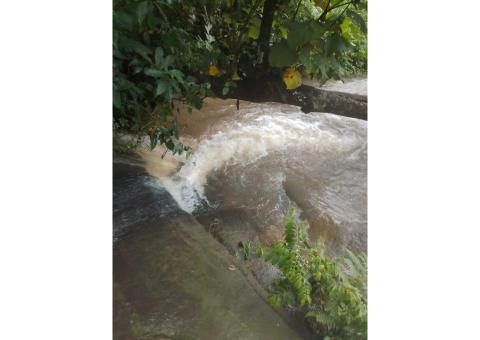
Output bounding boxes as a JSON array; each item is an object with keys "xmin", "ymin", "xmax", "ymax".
[
  {"xmin": 208, "ymin": 64, "xmax": 220, "ymax": 77},
  {"xmin": 282, "ymin": 67, "xmax": 301, "ymax": 90}
]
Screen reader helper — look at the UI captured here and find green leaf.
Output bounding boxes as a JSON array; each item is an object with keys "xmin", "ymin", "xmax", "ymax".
[
  {"xmin": 347, "ymin": 9, "xmax": 367, "ymax": 34},
  {"xmin": 113, "ymin": 10, "xmax": 135, "ymax": 31},
  {"xmin": 113, "ymin": 31, "xmax": 119, "ymax": 49},
  {"xmin": 340, "ymin": 17, "xmax": 352, "ymax": 39},
  {"xmin": 287, "ymin": 22, "xmax": 312, "ymax": 49},
  {"xmin": 325, "ymin": 34, "xmax": 348, "ymax": 55},
  {"xmin": 150, "ymin": 134, "xmax": 158, "ymax": 150},
  {"xmin": 165, "ymin": 139, "xmax": 175, "ymax": 150},
  {"xmin": 168, "ymin": 69, "xmax": 184, "ymax": 83},
  {"xmin": 191, "ymin": 96, "xmax": 202, "ymax": 109},
  {"xmin": 311, "ymin": 23, "xmax": 327, "ymax": 40},
  {"xmin": 223, "ymin": 14, "xmax": 232, "ymax": 24},
  {"xmin": 199, "ymin": 84, "xmax": 206, "ymax": 97},
  {"xmin": 144, "ymin": 68, "xmax": 163, "ymax": 77},
  {"xmin": 173, "ymin": 143, "xmax": 185, "ymax": 155},
  {"xmin": 248, "ymin": 18, "xmax": 261, "ymax": 39},
  {"xmin": 269, "ymin": 41, "xmax": 297, "ymax": 67},
  {"xmin": 162, "ymin": 55, "xmax": 175, "ymax": 69},
  {"xmin": 113, "ymin": 90, "xmax": 121, "ymax": 109},
  {"xmin": 117, "ymin": 36, "xmax": 152, "ymax": 63},
  {"xmin": 155, "ymin": 47, "xmax": 164, "ymax": 66},
  {"xmin": 137, "ymin": 1, "xmax": 150, "ymax": 25},
  {"xmin": 155, "ymin": 79, "xmax": 168, "ymax": 96},
  {"xmin": 172, "ymin": 119, "xmax": 179, "ymax": 138},
  {"xmin": 222, "ymin": 86, "xmax": 229, "ymax": 96}
]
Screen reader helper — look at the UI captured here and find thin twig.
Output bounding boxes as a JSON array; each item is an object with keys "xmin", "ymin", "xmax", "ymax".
[
  {"xmin": 318, "ymin": 0, "xmax": 331, "ymax": 22},
  {"xmin": 319, "ymin": 0, "xmax": 354, "ymax": 22},
  {"xmin": 328, "ymin": 1, "xmax": 354, "ymax": 12},
  {"xmin": 292, "ymin": 0, "xmax": 302, "ymax": 22},
  {"xmin": 336, "ymin": 3, "xmax": 352, "ymax": 19},
  {"xmin": 153, "ymin": 1, "xmax": 170, "ymax": 25}
]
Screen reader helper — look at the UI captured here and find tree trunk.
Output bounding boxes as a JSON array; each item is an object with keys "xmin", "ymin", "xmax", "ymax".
[{"xmin": 257, "ymin": 0, "xmax": 278, "ymax": 69}]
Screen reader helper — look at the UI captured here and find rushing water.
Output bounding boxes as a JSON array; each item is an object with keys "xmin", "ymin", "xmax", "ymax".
[
  {"xmin": 139, "ymin": 98, "xmax": 367, "ymax": 253},
  {"xmin": 114, "ymin": 94, "xmax": 367, "ymax": 339}
]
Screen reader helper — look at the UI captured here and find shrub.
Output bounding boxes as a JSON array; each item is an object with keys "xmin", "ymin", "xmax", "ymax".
[
  {"xmin": 258, "ymin": 207, "xmax": 367, "ymax": 339},
  {"xmin": 113, "ymin": 0, "xmax": 368, "ymax": 154}
]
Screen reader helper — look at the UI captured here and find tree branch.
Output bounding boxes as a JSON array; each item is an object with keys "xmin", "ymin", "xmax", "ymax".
[
  {"xmin": 336, "ymin": 3, "xmax": 352, "ymax": 19},
  {"xmin": 318, "ymin": 0, "xmax": 331, "ymax": 22},
  {"xmin": 318, "ymin": 0, "xmax": 355, "ymax": 22},
  {"xmin": 292, "ymin": 0, "xmax": 303, "ymax": 22},
  {"xmin": 328, "ymin": 1, "xmax": 354, "ymax": 12}
]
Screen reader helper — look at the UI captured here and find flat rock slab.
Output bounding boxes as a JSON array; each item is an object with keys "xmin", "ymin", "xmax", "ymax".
[
  {"xmin": 113, "ymin": 162, "xmax": 303, "ymax": 340},
  {"xmin": 321, "ymin": 77, "xmax": 368, "ymax": 98},
  {"xmin": 303, "ymin": 77, "xmax": 367, "ymax": 100}
]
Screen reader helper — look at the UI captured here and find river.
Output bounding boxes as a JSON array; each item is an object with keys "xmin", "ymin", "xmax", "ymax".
[{"xmin": 113, "ymin": 88, "xmax": 367, "ymax": 339}]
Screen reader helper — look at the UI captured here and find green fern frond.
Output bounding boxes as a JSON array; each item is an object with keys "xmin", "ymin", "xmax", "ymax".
[{"xmin": 260, "ymin": 207, "xmax": 367, "ymax": 339}]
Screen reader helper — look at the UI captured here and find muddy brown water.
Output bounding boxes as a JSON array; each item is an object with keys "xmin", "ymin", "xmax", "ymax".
[{"xmin": 113, "ymin": 94, "xmax": 367, "ymax": 339}]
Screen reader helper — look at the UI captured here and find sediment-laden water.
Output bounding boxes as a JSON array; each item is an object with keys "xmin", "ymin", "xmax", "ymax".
[
  {"xmin": 139, "ymin": 98, "xmax": 367, "ymax": 252},
  {"xmin": 113, "ymin": 92, "xmax": 367, "ymax": 339}
]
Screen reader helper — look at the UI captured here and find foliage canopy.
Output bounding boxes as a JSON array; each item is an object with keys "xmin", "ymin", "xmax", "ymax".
[{"xmin": 113, "ymin": 0, "xmax": 367, "ymax": 153}]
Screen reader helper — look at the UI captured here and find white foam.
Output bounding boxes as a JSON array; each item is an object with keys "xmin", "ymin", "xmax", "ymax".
[{"xmin": 152, "ymin": 109, "xmax": 365, "ymax": 213}]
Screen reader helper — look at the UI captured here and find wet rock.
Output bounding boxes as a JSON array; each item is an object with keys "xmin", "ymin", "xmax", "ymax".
[{"xmin": 113, "ymin": 164, "xmax": 305, "ymax": 339}]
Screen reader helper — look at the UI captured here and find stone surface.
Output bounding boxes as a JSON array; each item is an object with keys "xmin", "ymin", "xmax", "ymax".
[{"xmin": 113, "ymin": 162, "xmax": 306, "ymax": 340}]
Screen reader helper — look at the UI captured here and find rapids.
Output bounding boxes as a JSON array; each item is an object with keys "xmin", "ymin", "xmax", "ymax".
[{"xmin": 139, "ymin": 98, "xmax": 367, "ymax": 252}]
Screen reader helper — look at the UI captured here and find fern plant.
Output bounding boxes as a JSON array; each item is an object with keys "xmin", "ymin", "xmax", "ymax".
[
  {"xmin": 339, "ymin": 249, "xmax": 368, "ymax": 303},
  {"xmin": 258, "ymin": 206, "xmax": 367, "ymax": 339}
]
